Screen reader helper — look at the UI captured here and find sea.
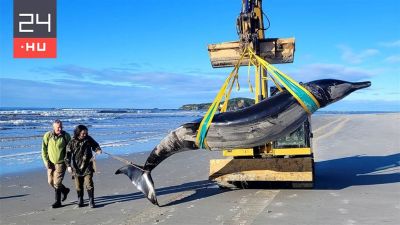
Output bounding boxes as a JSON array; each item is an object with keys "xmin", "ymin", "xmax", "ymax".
[
  {"xmin": 0, "ymin": 108, "xmax": 395, "ymax": 176},
  {"xmin": 0, "ymin": 108, "xmax": 204, "ymax": 176}
]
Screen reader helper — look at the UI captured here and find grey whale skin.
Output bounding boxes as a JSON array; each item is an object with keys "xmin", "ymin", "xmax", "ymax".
[{"xmin": 115, "ymin": 79, "xmax": 371, "ymax": 205}]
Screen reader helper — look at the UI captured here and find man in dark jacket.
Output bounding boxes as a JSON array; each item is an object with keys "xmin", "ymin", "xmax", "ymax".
[
  {"xmin": 65, "ymin": 124, "xmax": 102, "ymax": 208},
  {"xmin": 41, "ymin": 119, "xmax": 71, "ymax": 208}
]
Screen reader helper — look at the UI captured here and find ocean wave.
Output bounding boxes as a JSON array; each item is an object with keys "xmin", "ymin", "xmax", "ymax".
[
  {"xmin": 0, "ymin": 119, "xmax": 30, "ymax": 125},
  {"xmin": 0, "ymin": 134, "xmax": 164, "ymax": 158},
  {"xmin": 93, "ymin": 130, "xmax": 162, "ymax": 136},
  {"xmin": 0, "ymin": 135, "xmax": 42, "ymax": 142},
  {"xmin": 0, "ymin": 117, "xmax": 115, "ymax": 127},
  {"xmin": 0, "ymin": 108, "xmax": 199, "ymax": 163},
  {"xmin": 99, "ymin": 143, "xmax": 130, "ymax": 147},
  {"xmin": 0, "ymin": 130, "xmax": 163, "ymax": 143},
  {"xmin": 0, "ymin": 143, "xmax": 40, "ymax": 150},
  {"xmin": 98, "ymin": 110, "xmax": 129, "ymax": 113},
  {"xmin": 0, "ymin": 110, "xmax": 42, "ymax": 115},
  {"xmin": 91, "ymin": 122, "xmax": 170, "ymax": 128},
  {"xmin": 100, "ymin": 134, "xmax": 164, "ymax": 147},
  {"xmin": 0, "ymin": 151, "xmax": 41, "ymax": 158},
  {"xmin": 0, "ymin": 108, "xmax": 202, "ymax": 117}
]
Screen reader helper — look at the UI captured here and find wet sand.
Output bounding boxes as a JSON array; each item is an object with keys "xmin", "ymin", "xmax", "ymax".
[{"xmin": 1, "ymin": 113, "xmax": 399, "ymax": 225}]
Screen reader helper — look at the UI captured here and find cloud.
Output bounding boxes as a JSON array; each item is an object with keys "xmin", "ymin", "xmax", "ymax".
[
  {"xmin": 5, "ymin": 63, "xmax": 250, "ymax": 108},
  {"xmin": 3, "ymin": 77, "xmax": 396, "ymax": 110},
  {"xmin": 110, "ymin": 62, "xmax": 155, "ymax": 72},
  {"xmin": 337, "ymin": 45, "xmax": 379, "ymax": 64},
  {"xmin": 42, "ymin": 64, "xmax": 228, "ymax": 93},
  {"xmin": 0, "ymin": 76, "xmax": 224, "ymax": 108},
  {"xmin": 53, "ymin": 65, "xmax": 98, "ymax": 78},
  {"xmin": 384, "ymin": 55, "xmax": 400, "ymax": 63},
  {"xmin": 379, "ymin": 40, "xmax": 400, "ymax": 48},
  {"xmin": 290, "ymin": 63, "xmax": 375, "ymax": 82},
  {"xmin": 0, "ymin": 78, "xmax": 139, "ymax": 108},
  {"xmin": 123, "ymin": 62, "xmax": 143, "ymax": 69},
  {"xmin": 4, "ymin": 60, "xmax": 389, "ymax": 109}
]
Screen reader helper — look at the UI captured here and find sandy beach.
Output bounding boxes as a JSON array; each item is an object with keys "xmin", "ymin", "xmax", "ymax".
[{"xmin": 1, "ymin": 113, "xmax": 399, "ymax": 225}]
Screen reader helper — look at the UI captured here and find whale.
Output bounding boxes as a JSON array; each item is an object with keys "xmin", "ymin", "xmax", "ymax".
[{"xmin": 115, "ymin": 79, "xmax": 371, "ymax": 205}]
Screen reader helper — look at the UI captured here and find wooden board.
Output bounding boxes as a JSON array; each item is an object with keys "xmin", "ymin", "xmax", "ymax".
[
  {"xmin": 208, "ymin": 38, "xmax": 295, "ymax": 68},
  {"xmin": 209, "ymin": 157, "xmax": 313, "ymax": 182}
]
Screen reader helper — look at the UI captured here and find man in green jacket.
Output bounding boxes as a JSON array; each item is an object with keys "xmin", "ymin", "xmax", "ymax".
[{"xmin": 42, "ymin": 119, "xmax": 71, "ymax": 208}]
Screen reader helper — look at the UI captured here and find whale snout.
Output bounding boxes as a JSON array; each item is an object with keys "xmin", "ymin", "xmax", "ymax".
[
  {"xmin": 351, "ymin": 81, "xmax": 371, "ymax": 91},
  {"xmin": 306, "ymin": 79, "xmax": 372, "ymax": 108}
]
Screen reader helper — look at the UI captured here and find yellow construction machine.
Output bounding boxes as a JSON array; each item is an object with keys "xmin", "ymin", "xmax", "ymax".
[{"xmin": 208, "ymin": 0, "xmax": 314, "ymax": 188}]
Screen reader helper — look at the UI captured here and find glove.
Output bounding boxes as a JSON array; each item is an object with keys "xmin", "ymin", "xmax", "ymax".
[{"xmin": 67, "ymin": 167, "xmax": 72, "ymax": 173}]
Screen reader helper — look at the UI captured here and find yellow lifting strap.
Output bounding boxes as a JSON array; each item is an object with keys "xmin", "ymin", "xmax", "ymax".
[
  {"xmin": 196, "ymin": 49, "xmax": 247, "ymax": 149},
  {"xmin": 220, "ymin": 73, "xmax": 239, "ymax": 113},
  {"xmin": 247, "ymin": 47, "xmax": 320, "ymax": 114},
  {"xmin": 247, "ymin": 54, "xmax": 254, "ymax": 93},
  {"xmin": 196, "ymin": 47, "xmax": 320, "ymax": 149}
]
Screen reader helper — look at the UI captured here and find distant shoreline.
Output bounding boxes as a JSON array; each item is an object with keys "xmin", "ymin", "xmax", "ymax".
[{"xmin": 0, "ymin": 107, "xmax": 398, "ymax": 114}]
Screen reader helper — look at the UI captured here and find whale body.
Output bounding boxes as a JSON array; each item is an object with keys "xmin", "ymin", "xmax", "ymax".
[{"xmin": 115, "ymin": 79, "xmax": 371, "ymax": 205}]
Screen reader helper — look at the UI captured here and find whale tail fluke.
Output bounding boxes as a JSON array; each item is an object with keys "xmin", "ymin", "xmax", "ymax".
[{"xmin": 115, "ymin": 165, "xmax": 159, "ymax": 206}]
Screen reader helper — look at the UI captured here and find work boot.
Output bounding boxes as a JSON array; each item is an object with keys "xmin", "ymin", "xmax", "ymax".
[
  {"xmin": 87, "ymin": 189, "xmax": 95, "ymax": 208},
  {"xmin": 77, "ymin": 190, "xmax": 84, "ymax": 207},
  {"xmin": 61, "ymin": 187, "xmax": 70, "ymax": 202},
  {"xmin": 52, "ymin": 189, "xmax": 62, "ymax": 208}
]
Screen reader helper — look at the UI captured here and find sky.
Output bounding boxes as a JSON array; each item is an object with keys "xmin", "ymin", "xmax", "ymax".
[{"xmin": 0, "ymin": 0, "xmax": 399, "ymax": 111}]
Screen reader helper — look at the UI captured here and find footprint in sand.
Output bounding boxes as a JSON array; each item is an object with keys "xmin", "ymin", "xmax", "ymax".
[
  {"xmin": 274, "ymin": 202, "xmax": 283, "ymax": 206},
  {"xmin": 341, "ymin": 199, "xmax": 350, "ymax": 204},
  {"xmin": 17, "ymin": 211, "xmax": 36, "ymax": 217},
  {"xmin": 270, "ymin": 212, "xmax": 284, "ymax": 218},
  {"xmin": 229, "ymin": 206, "xmax": 240, "ymax": 212},
  {"xmin": 287, "ymin": 194, "xmax": 297, "ymax": 198},
  {"xmin": 338, "ymin": 208, "xmax": 348, "ymax": 214},
  {"xmin": 344, "ymin": 219, "xmax": 357, "ymax": 225},
  {"xmin": 153, "ymin": 219, "xmax": 165, "ymax": 224},
  {"xmin": 330, "ymin": 192, "xmax": 339, "ymax": 197},
  {"xmin": 240, "ymin": 198, "xmax": 248, "ymax": 204},
  {"xmin": 238, "ymin": 219, "xmax": 248, "ymax": 225}
]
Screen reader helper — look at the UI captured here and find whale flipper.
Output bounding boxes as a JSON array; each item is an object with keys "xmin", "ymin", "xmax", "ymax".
[{"xmin": 115, "ymin": 165, "xmax": 158, "ymax": 206}]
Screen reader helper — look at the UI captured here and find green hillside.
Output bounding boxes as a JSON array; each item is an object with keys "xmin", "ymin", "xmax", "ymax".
[{"xmin": 179, "ymin": 97, "xmax": 255, "ymax": 111}]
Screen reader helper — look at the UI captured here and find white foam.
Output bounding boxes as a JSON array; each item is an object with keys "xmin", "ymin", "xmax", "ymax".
[{"xmin": 0, "ymin": 151, "xmax": 41, "ymax": 159}]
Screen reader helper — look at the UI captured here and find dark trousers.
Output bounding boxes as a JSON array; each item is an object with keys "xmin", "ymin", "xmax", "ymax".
[{"xmin": 74, "ymin": 174, "xmax": 94, "ymax": 191}]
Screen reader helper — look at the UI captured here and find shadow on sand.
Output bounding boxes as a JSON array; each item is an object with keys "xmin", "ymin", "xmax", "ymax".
[
  {"xmin": 315, "ymin": 153, "xmax": 400, "ymax": 189},
  {"xmin": 94, "ymin": 180, "xmax": 226, "ymax": 207},
  {"xmin": 93, "ymin": 153, "xmax": 399, "ymax": 207},
  {"xmin": 0, "ymin": 194, "xmax": 29, "ymax": 200},
  {"xmin": 231, "ymin": 153, "xmax": 400, "ymax": 190}
]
